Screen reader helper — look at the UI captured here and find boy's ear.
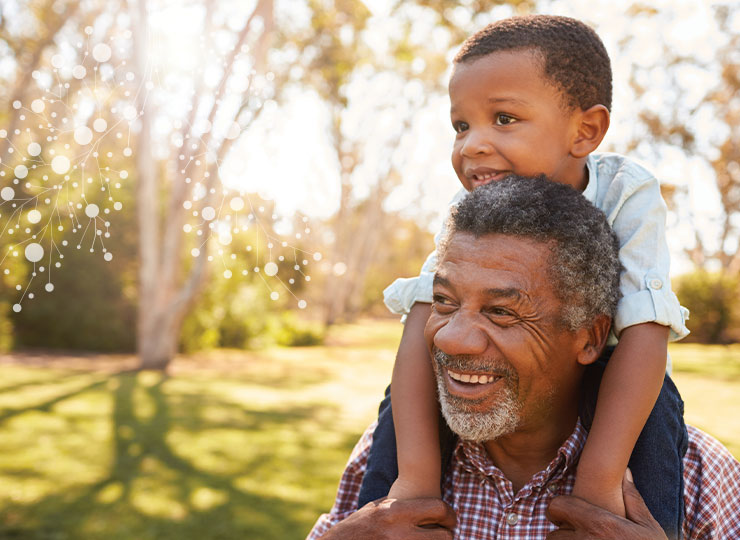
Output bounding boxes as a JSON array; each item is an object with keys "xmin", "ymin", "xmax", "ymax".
[
  {"xmin": 570, "ymin": 104, "xmax": 610, "ymax": 158},
  {"xmin": 574, "ymin": 314, "xmax": 611, "ymax": 366}
]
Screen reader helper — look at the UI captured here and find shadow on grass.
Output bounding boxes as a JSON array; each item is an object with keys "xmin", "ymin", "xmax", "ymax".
[
  {"xmin": 0, "ymin": 377, "xmax": 109, "ymax": 425},
  {"xmin": 0, "ymin": 372, "xmax": 357, "ymax": 540}
]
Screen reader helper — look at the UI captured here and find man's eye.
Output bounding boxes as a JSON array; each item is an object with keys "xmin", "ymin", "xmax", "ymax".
[
  {"xmin": 432, "ymin": 295, "xmax": 456, "ymax": 312},
  {"xmin": 495, "ymin": 114, "xmax": 517, "ymax": 126},
  {"xmin": 452, "ymin": 121, "xmax": 469, "ymax": 133},
  {"xmin": 486, "ymin": 307, "xmax": 514, "ymax": 318}
]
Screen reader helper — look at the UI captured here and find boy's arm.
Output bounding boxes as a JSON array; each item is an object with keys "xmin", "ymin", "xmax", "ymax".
[
  {"xmin": 389, "ymin": 301, "xmax": 442, "ymax": 498},
  {"xmin": 604, "ymin": 167, "xmax": 688, "ymax": 341},
  {"xmin": 573, "ymin": 322, "xmax": 668, "ymax": 515}
]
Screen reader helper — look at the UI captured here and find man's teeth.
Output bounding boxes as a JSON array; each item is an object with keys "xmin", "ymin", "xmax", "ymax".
[{"xmin": 448, "ymin": 369, "xmax": 498, "ymax": 384}]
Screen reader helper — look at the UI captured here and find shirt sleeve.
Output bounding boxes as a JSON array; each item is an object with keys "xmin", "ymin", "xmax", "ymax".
[
  {"xmin": 305, "ymin": 424, "xmax": 374, "ymax": 540},
  {"xmin": 383, "ymin": 188, "xmax": 467, "ymax": 318},
  {"xmin": 606, "ymin": 173, "xmax": 689, "ymax": 342}
]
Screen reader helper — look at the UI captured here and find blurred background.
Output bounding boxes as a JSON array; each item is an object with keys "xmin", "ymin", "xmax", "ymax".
[{"xmin": 0, "ymin": 0, "xmax": 738, "ymax": 538}]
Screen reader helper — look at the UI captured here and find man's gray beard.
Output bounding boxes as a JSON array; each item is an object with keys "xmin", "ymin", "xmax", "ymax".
[{"xmin": 434, "ymin": 349, "xmax": 522, "ymax": 443}]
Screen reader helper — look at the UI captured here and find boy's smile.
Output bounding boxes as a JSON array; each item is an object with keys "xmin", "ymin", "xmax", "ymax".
[{"xmin": 449, "ymin": 49, "xmax": 589, "ymax": 192}]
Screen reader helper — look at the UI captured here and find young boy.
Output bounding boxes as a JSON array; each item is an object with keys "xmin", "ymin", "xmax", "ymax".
[{"xmin": 357, "ymin": 14, "xmax": 689, "ymax": 539}]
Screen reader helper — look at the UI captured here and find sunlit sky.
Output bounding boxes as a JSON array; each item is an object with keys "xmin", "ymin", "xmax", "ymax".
[{"xmin": 151, "ymin": 0, "xmax": 736, "ymax": 275}]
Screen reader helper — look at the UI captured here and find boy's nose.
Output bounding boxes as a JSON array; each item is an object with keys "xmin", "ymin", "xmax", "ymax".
[
  {"xmin": 432, "ymin": 311, "xmax": 489, "ymax": 356},
  {"xmin": 460, "ymin": 130, "xmax": 493, "ymax": 158}
]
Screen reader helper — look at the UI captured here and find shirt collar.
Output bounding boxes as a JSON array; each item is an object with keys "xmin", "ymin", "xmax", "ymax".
[
  {"xmin": 454, "ymin": 419, "xmax": 588, "ymax": 489},
  {"xmin": 582, "ymin": 154, "xmax": 598, "ymax": 203}
]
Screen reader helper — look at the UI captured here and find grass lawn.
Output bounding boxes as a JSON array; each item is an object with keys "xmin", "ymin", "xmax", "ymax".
[{"xmin": 0, "ymin": 319, "xmax": 737, "ymax": 539}]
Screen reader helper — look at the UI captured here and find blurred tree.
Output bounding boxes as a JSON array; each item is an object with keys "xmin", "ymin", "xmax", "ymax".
[
  {"xmin": 306, "ymin": 0, "xmax": 534, "ymax": 325},
  {"xmin": 675, "ymin": 270, "xmax": 740, "ymax": 343},
  {"xmin": 128, "ymin": 0, "xmax": 374, "ymax": 368},
  {"xmin": 623, "ymin": 3, "xmax": 740, "ymax": 275}
]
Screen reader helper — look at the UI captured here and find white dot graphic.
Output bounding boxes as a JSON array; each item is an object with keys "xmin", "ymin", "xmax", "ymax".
[
  {"xmin": 28, "ymin": 210, "xmax": 42, "ymax": 224},
  {"xmin": 25, "ymin": 243, "xmax": 44, "ymax": 262},
  {"xmin": 51, "ymin": 54, "xmax": 65, "ymax": 68},
  {"xmin": 104, "ymin": 252, "xmax": 113, "ymax": 261},
  {"xmin": 270, "ymin": 292, "xmax": 279, "ymax": 301},
  {"xmin": 72, "ymin": 65, "xmax": 87, "ymax": 79},
  {"xmin": 191, "ymin": 248, "xmax": 200, "ymax": 257},
  {"xmin": 92, "ymin": 43, "xmax": 112, "ymax": 62},
  {"xmin": 27, "ymin": 142, "xmax": 41, "ymax": 156},
  {"xmin": 201, "ymin": 206, "xmax": 216, "ymax": 221},
  {"xmin": 74, "ymin": 126, "xmax": 93, "ymax": 145},
  {"xmin": 45, "ymin": 283, "xmax": 54, "ymax": 292},
  {"xmin": 31, "ymin": 99, "xmax": 45, "ymax": 113},
  {"xmin": 264, "ymin": 262, "xmax": 278, "ymax": 276},
  {"xmin": 51, "ymin": 155, "xmax": 70, "ymax": 174},
  {"xmin": 1, "ymin": 187, "xmax": 15, "ymax": 201},
  {"xmin": 85, "ymin": 204, "xmax": 99, "ymax": 218},
  {"xmin": 230, "ymin": 197, "xmax": 245, "ymax": 211},
  {"xmin": 93, "ymin": 118, "xmax": 107, "ymax": 132},
  {"xmin": 14, "ymin": 165, "xmax": 28, "ymax": 179},
  {"xmin": 123, "ymin": 105, "xmax": 137, "ymax": 121},
  {"xmin": 12, "ymin": 304, "xmax": 21, "ymax": 313},
  {"xmin": 114, "ymin": 202, "xmax": 123, "ymax": 211},
  {"xmin": 298, "ymin": 300, "xmax": 307, "ymax": 309}
]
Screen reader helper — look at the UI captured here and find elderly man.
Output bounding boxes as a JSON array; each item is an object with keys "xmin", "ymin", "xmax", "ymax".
[{"xmin": 308, "ymin": 176, "xmax": 740, "ymax": 540}]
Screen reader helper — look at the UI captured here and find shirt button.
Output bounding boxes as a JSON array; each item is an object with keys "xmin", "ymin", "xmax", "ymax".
[
  {"xmin": 506, "ymin": 512, "xmax": 519, "ymax": 525},
  {"xmin": 649, "ymin": 278, "xmax": 663, "ymax": 290},
  {"xmin": 547, "ymin": 483, "xmax": 559, "ymax": 493}
]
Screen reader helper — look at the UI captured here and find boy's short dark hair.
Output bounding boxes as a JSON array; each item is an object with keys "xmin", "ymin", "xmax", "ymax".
[{"xmin": 454, "ymin": 15, "xmax": 612, "ymax": 112}]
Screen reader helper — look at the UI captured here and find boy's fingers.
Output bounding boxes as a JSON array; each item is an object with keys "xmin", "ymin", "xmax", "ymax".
[
  {"xmin": 547, "ymin": 494, "xmax": 609, "ymax": 530},
  {"xmin": 409, "ymin": 498, "xmax": 457, "ymax": 530}
]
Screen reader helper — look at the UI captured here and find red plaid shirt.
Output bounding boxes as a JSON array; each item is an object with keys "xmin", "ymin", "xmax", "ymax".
[{"xmin": 307, "ymin": 421, "xmax": 740, "ymax": 539}]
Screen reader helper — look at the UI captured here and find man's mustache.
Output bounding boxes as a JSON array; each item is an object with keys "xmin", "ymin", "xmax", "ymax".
[{"xmin": 433, "ymin": 348, "xmax": 517, "ymax": 382}]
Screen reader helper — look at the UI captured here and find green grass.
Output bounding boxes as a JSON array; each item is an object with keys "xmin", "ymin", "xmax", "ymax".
[{"xmin": 0, "ymin": 320, "xmax": 737, "ymax": 539}]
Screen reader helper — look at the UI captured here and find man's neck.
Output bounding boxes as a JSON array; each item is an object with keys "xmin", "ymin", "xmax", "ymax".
[{"xmin": 482, "ymin": 412, "xmax": 579, "ymax": 492}]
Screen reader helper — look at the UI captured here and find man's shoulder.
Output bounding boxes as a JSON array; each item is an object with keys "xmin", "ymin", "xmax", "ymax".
[
  {"xmin": 682, "ymin": 424, "xmax": 740, "ymax": 538},
  {"xmin": 684, "ymin": 424, "xmax": 740, "ymax": 480}
]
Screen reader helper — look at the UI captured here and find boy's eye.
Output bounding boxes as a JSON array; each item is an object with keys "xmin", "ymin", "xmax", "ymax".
[
  {"xmin": 452, "ymin": 121, "xmax": 469, "ymax": 133},
  {"xmin": 495, "ymin": 114, "xmax": 517, "ymax": 126}
]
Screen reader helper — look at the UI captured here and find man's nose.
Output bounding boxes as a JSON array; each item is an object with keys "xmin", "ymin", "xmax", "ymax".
[
  {"xmin": 433, "ymin": 311, "xmax": 489, "ymax": 356},
  {"xmin": 460, "ymin": 129, "xmax": 493, "ymax": 158}
]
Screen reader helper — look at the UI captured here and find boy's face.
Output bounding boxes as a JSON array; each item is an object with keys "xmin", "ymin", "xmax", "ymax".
[{"xmin": 449, "ymin": 49, "xmax": 587, "ymax": 191}]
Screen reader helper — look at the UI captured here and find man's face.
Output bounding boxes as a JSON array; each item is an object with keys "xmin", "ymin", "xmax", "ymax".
[
  {"xmin": 425, "ymin": 232, "xmax": 585, "ymax": 442},
  {"xmin": 449, "ymin": 49, "xmax": 586, "ymax": 192}
]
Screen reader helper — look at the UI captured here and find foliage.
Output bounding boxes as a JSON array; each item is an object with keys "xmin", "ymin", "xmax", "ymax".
[
  {"xmin": 180, "ymin": 216, "xmax": 324, "ymax": 352},
  {"xmin": 675, "ymin": 270, "xmax": 740, "ymax": 344}
]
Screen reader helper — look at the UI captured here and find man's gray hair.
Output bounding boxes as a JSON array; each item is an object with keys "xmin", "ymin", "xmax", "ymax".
[{"xmin": 439, "ymin": 175, "xmax": 622, "ymax": 330}]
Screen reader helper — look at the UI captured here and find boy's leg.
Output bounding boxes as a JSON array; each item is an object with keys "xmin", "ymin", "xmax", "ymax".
[
  {"xmin": 358, "ymin": 386, "xmax": 398, "ymax": 507},
  {"xmin": 357, "ymin": 386, "xmax": 458, "ymax": 508},
  {"xmin": 580, "ymin": 350, "xmax": 688, "ymax": 540}
]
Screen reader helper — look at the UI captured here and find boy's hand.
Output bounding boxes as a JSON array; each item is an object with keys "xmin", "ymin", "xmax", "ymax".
[
  {"xmin": 388, "ymin": 476, "xmax": 442, "ymax": 500},
  {"xmin": 571, "ymin": 469, "xmax": 626, "ymax": 518}
]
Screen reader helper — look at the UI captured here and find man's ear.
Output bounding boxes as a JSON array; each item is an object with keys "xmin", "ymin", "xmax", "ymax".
[
  {"xmin": 570, "ymin": 105, "xmax": 610, "ymax": 158},
  {"xmin": 574, "ymin": 314, "xmax": 611, "ymax": 366}
]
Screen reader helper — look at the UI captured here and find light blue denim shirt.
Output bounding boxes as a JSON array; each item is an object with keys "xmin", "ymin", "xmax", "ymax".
[{"xmin": 383, "ymin": 153, "xmax": 690, "ymax": 346}]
